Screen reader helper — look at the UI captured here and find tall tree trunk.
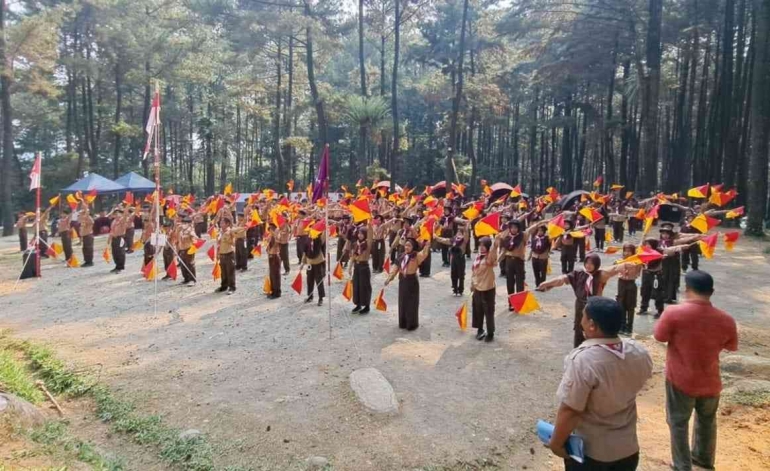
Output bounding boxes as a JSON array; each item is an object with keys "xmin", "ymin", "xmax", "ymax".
[
  {"xmin": 390, "ymin": 0, "xmax": 400, "ymax": 192},
  {"xmin": 746, "ymin": 0, "xmax": 770, "ymax": 235},
  {"xmin": 446, "ymin": 0, "xmax": 469, "ymax": 186},
  {"xmin": 141, "ymin": 60, "xmax": 151, "ymax": 177},
  {"xmin": 236, "ymin": 104, "xmax": 241, "ymax": 189},
  {"xmin": 357, "ymin": 0, "xmax": 368, "ymax": 180},
  {"xmin": 283, "ymin": 35, "xmax": 294, "ymax": 186},
  {"xmin": 0, "ymin": 0, "xmax": 13, "ymax": 235},
  {"xmin": 640, "ymin": 0, "xmax": 663, "ymax": 193},
  {"xmin": 604, "ymin": 42, "xmax": 618, "ymax": 188},
  {"xmin": 669, "ymin": 37, "xmax": 692, "ymax": 192},
  {"xmin": 511, "ymin": 102, "xmax": 520, "ymax": 184},
  {"xmin": 718, "ymin": 0, "xmax": 736, "ymax": 186},
  {"xmin": 694, "ymin": 34, "xmax": 712, "ymax": 184},
  {"xmin": 528, "ymin": 88, "xmax": 539, "ymax": 194},
  {"xmin": 274, "ymin": 37, "xmax": 284, "ymax": 187},
  {"xmin": 205, "ymin": 100, "xmax": 214, "ymax": 195},
  {"xmin": 379, "ymin": 34, "xmax": 387, "ymax": 168},
  {"xmin": 305, "ymin": 3, "xmax": 329, "ymax": 169},
  {"xmin": 112, "ymin": 61, "xmax": 122, "ymax": 179},
  {"xmin": 561, "ymin": 93, "xmax": 573, "ymax": 192},
  {"xmin": 620, "ymin": 60, "xmax": 630, "ymax": 186}
]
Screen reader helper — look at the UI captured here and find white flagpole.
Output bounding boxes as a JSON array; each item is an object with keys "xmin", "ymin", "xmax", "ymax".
[
  {"xmin": 326, "ymin": 189, "xmax": 331, "ymax": 340},
  {"xmin": 153, "ymin": 83, "xmax": 161, "ymax": 315}
]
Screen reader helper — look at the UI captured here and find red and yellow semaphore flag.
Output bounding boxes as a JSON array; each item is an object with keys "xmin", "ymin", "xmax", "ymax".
[
  {"xmin": 508, "ymin": 291, "xmax": 540, "ymax": 315},
  {"xmin": 579, "ymin": 207, "xmax": 604, "ymax": 223},
  {"xmin": 212, "ymin": 261, "xmax": 221, "ymax": 280},
  {"xmin": 687, "ymin": 183, "xmax": 710, "ymax": 199},
  {"xmin": 67, "ymin": 254, "xmax": 81, "ymax": 268},
  {"xmin": 474, "ymin": 213, "xmax": 500, "ymax": 237},
  {"xmin": 102, "ymin": 247, "xmax": 111, "ymax": 263},
  {"xmin": 342, "ymin": 280, "xmax": 353, "ymax": 301},
  {"xmin": 374, "ymin": 289, "xmax": 387, "ymax": 312},
  {"xmin": 726, "ymin": 206, "xmax": 744, "ymax": 219},
  {"xmin": 698, "ymin": 233, "xmax": 718, "ymax": 259},
  {"xmin": 167, "ymin": 259, "xmax": 178, "ymax": 280},
  {"xmin": 383, "ymin": 258, "xmax": 391, "ymax": 274},
  {"xmin": 723, "ymin": 231, "xmax": 740, "ymax": 251},
  {"xmin": 263, "ymin": 275, "xmax": 272, "ymax": 295},
  {"xmin": 690, "ymin": 214, "xmax": 721, "ymax": 234},
  {"xmin": 509, "ymin": 184, "xmax": 522, "ymax": 198},
  {"xmin": 188, "ymin": 239, "xmax": 205, "ymax": 255},
  {"xmin": 462, "ymin": 201, "xmax": 484, "ymax": 220},
  {"xmin": 349, "ymin": 198, "xmax": 372, "ymax": 223},
  {"xmin": 49, "ymin": 194, "xmax": 60, "ymax": 206},
  {"xmin": 207, "ymin": 245, "xmax": 217, "ymax": 262},
  {"xmin": 617, "ymin": 246, "xmax": 663, "ymax": 265},
  {"xmin": 251, "ymin": 245, "xmax": 262, "ymax": 257},
  {"xmin": 141, "ymin": 260, "xmax": 156, "ymax": 280},
  {"xmin": 333, "ymin": 262, "xmax": 344, "ymax": 280},
  {"xmin": 291, "ymin": 272, "xmax": 302, "ymax": 295},
  {"xmin": 547, "ymin": 214, "xmax": 567, "ymax": 239},
  {"xmin": 455, "ymin": 302, "xmax": 468, "ymax": 330},
  {"xmin": 604, "ymin": 246, "xmax": 620, "ymax": 255},
  {"xmin": 709, "ymin": 188, "xmax": 737, "ymax": 207}
]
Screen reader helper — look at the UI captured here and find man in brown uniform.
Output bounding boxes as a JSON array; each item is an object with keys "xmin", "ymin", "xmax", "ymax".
[
  {"xmin": 107, "ymin": 207, "xmax": 130, "ymax": 273},
  {"xmin": 79, "ymin": 203, "xmax": 95, "ymax": 267},
  {"xmin": 58, "ymin": 209, "xmax": 74, "ymax": 262},
  {"xmin": 471, "ymin": 235, "xmax": 502, "ymax": 342},
  {"xmin": 277, "ymin": 216, "xmax": 291, "ymax": 275},
  {"xmin": 300, "ymin": 233, "xmax": 326, "ymax": 306},
  {"xmin": 216, "ymin": 217, "xmax": 246, "ymax": 294},
  {"xmin": 124, "ymin": 207, "xmax": 136, "ymax": 254},
  {"xmin": 176, "ymin": 215, "xmax": 197, "ymax": 286},
  {"xmin": 16, "ymin": 212, "xmax": 29, "ymax": 252},
  {"xmin": 266, "ymin": 222, "xmax": 282, "ymax": 298},
  {"xmin": 161, "ymin": 220, "xmax": 176, "ymax": 279}
]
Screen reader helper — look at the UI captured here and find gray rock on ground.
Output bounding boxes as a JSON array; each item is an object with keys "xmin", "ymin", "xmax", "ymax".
[
  {"xmin": 178, "ymin": 429, "xmax": 202, "ymax": 440},
  {"xmin": 306, "ymin": 456, "xmax": 329, "ymax": 469},
  {"xmin": 0, "ymin": 393, "xmax": 47, "ymax": 427},
  {"xmin": 349, "ymin": 367, "xmax": 399, "ymax": 414},
  {"xmin": 721, "ymin": 355, "xmax": 770, "ymax": 377}
]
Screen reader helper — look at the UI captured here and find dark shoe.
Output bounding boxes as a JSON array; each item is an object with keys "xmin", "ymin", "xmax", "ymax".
[
  {"xmin": 653, "ymin": 312, "xmax": 662, "ymax": 319},
  {"xmin": 476, "ymin": 329, "xmax": 486, "ymax": 341},
  {"xmin": 352, "ymin": 306, "xmax": 361, "ymax": 313},
  {"xmin": 272, "ymin": 294, "xmax": 281, "ymax": 299},
  {"xmin": 637, "ymin": 309, "xmax": 649, "ymax": 315},
  {"xmin": 317, "ymin": 298, "xmax": 324, "ymax": 306},
  {"xmin": 215, "ymin": 287, "xmax": 227, "ymax": 293},
  {"xmin": 484, "ymin": 333, "xmax": 494, "ymax": 342},
  {"xmin": 305, "ymin": 295, "xmax": 314, "ymax": 303},
  {"xmin": 359, "ymin": 306, "xmax": 370, "ymax": 314},
  {"xmin": 110, "ymin": 268, "xmax": 119, "ymax": 273},
  {"xmin": 161, "ymin": 275, "xmax": 171, "ymax": 280},
  {"xmin": 82, "ymin": 262, "xmax": 94, "ymax": 267}
]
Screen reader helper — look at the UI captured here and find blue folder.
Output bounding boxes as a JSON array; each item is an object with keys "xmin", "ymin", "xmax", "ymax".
[{"xmin": 536, "ymin": 420, "xmax": 585, "ymax": 463}]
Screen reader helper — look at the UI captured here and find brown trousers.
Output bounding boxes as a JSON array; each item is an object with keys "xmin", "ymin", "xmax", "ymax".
[
  {"xmin": 574, "ymin": 298, "xmax": 587, "ymax": 347},
  {"xmin": 18, "ymin": 228, "xmax": 27, "ymax": 252},
  {"xmin": 472, "ymin": 288, "xmax": 496, "ymax": 334},
  {"xmin": 532, "ymin": 257, "xmax": 548, "ymax": 288},
  {"xmin": 124, "ymin": 228, "xmax": 135, "ymax": 253},
  {"xmin": 279, "ymin": 243, "xmax": 290, "ymax": 273},
  {"xmin": 307, "ymin": 262, "xmax": 325, "ymax": 298},
  {"xmin": 269, "ymin": 254, "xmax": 282, "ymax": 296},
  {"xmin": 82, "ymin": 235, "xmax": 94, "ymax": 265},
  {"xmin": 505, "ymin": 257, "xmax": 526, "ymax": 297},
  {"xmin": 235, "ymin": 238, "xmax": 248, "ymax": 270},
  {"xmin": 60, "ymin": 231, "xmax": 73, "ymax": 261},
  {"xmin": 220, "ymin": 252, "xmax": 236, "ymax": 290},
  {"xmin": 179, "ymin": 250, "xmax": 196, "ymax": 282},
  {"xmin": 398, "ymin": 274, "xmax": 419, "ymax": 330},
  {"xmin": 352, "ymin": 262, "xmax": 372, "ymax": 307},
  {"xmin": 617, "ymin": 278, "xmax": 638, "ymax": 332}
]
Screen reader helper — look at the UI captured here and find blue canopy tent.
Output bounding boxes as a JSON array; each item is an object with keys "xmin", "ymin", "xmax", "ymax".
[
  {"xmin": 62, "ymin": 173, "xmax": 126, "ymax": 195},
  {"xmin": 115, "ymin": 172, "xmax": 156, "ymax": 193}
]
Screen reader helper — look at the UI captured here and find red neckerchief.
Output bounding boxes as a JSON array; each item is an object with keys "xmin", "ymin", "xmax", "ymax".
[
  {"xmin": 473, "ymin": 254, "xmax": 485, "ymax": 271},
  {"xmin": 400, "ymin": 253, "xmax": 413, "ymax": 271},
  {"xmin": 597, "ymin": 341, "xmax": 625, "ymax": 359}
]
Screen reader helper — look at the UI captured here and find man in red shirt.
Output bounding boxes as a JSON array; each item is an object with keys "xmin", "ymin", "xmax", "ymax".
[{"xmin": 654, "ymin": 270, "xmax": 738, "ymax": 471}]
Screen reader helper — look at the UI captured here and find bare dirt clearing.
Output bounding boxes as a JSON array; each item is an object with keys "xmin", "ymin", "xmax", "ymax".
[{"xmin": 0, "ymin": 231, "xmax": 768, "ymax": 470}]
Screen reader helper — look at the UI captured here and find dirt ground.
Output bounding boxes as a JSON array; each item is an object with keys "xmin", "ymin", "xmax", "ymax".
[{"xmin": 0, "ymin": 230, "xmax": 768, "ymax": 471}]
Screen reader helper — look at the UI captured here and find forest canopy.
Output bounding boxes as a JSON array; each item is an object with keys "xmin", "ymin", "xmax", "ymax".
[{"xmin": 0, "ymin": 0, "xmax": 768, "ymax": 234}]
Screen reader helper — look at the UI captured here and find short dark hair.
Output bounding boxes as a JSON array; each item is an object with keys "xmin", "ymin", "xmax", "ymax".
[
  {"xmin": 584, "ymin": 296, "xmax": 623, "ymax": 336},
  {"xmin": 685, "ymin": 270, "xmax": 714, "ymax": 295}
]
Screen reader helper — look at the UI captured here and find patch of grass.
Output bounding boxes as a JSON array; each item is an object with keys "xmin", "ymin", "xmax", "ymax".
[
  {"xmin": 17, "ymin": 341, "xmax": 93, "ymax": 396},
  {"xmin": 727, "ymin": 389, "xmax": 770, "ymax": 407},
  {"xmin": 27, "ymin": 420, "xmax": 125, "ymax": 470},
  {"xmin": 0, "ymin": 349, "xmax": 44, "ymax": 403}
]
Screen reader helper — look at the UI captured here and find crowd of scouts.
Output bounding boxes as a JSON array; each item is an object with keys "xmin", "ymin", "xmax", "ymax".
[{"xmin": 16, "ymin": 187, "xmax": 734, "ymax": 346}]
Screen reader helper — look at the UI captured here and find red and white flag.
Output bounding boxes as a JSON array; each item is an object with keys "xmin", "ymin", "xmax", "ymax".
[
  {"xmin": 142, "ymin": 90, "xmax": 161, "ymax": 160},
  {"xmin": 29, "ymin": 153, "xmax": 41, "ymax": 191}
]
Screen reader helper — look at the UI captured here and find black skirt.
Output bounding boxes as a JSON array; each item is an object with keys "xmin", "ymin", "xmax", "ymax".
[
  {"xmin": 353, "ymin": 262, "xmax": 372, "ymax": 307},
  {"xmin": 398, "ymin": 274, "xmax": 419, "ymax": 330}
]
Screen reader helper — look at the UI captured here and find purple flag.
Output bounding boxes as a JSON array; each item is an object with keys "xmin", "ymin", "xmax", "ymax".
[{"xmin": 312, "ymin": 145, "xmax": 329, "ymax": 203}]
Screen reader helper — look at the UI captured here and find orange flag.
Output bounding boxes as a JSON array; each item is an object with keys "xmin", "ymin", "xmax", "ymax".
[
  {"xmin": 212, "ymin": 261, "xmax": 221, "ymax": 280},
  {"xmin": 85, "ymin": 189, "xmax": 98, "ymax": 204},
  {"xmin": 333, "ymin": 262, "xmax": 344, "ymax": 280},
  {"xmin": 251, "ymin": 245, "xmax": 262, "ymax": 257},
  {"xmin": 207, "ymin": 245, "xmax": 216, "ymax": 262},
  {"xmin": 188, "ymin": 239, "xmax": 205, "ymax": 255},
  {"xmin": 618, "ymin": 246, "xmax": 663, "ymax": 265},
  {"xmin": 383, "ymin": 258, "xmax": 391, "ymax": 274},
  {"xmin": 263, "ymin": 275, "xmax": 272, "ymax": 295},
  {"xmin": 474, "ymin": 213, "xmax": 500, "ymax": 237},
  {"xmin": 723, "ymin": 231, "xmax": 740, "ymax": 251},
  {"xmin": 547, "ymin": 214, "xmax": 566, "ymax": 239},
  {"xmin": 508, "ymin": 291, "xmax": 540, "ymax": 314},
  {"xmin": 726, "ymin": 206, "xmax": 744, "ymax": 219},
  {"xmin": 141, "ymin": 260, "xmax": 156, "ymax": 280},
  {"xmin": 593, "ymin": 176, "xmax": 603, "ymax": 188},
  {"xmin": 579, "ymin": 207, "xmax": 604, "ymax": 223},
  {"xmin": 50, "ymin": 242, "xmax": 63, "ymax": 258},
  {"xmin": 349, "ymin": 198, "xmax": 372, "ymax": 223},
  {"xmin": 102, "ymin": 247, "xmax": 111, "ymax": 263},
  {"xmin": 455, "ymin": 302, "xmax": 468, "ymax": 330},
  {"xmin": 291, "ymin": 272, "xmax": 302, "ymax": 295},
  {"xmin": 342, "ymin": 280, "xmax": 353, "ymax": 301},
  {"xmin": 66, "ymin": 194, "xmax": 78, "ymax": 210},
  {"xmin": 67, "ymin": 254, "xmax": 81, "ymax": 268},
  {"xmin": 167, "ymin": 259, "xmax": 178, "ymax": 280},
  {"xmin": 687, "ymin": 183, "xmax": 709, "ymax": 199},
  {"xmin": 604, "ymin": 246, "xmax": 620, "ymax": 255},
  {"xmin": 286, "ymin": 179, "xmax": 295, "ymax": 192},
  {"xmin": 374, "ymin": 289, "xmax": 387, "ymax": 312},
  {"xmin": 132, "ymin": 240, "xmax": 143, "ymax": 251},
  {"xmin": 690, "ymin": 214, "xmax": 721, "ymax": 234}
]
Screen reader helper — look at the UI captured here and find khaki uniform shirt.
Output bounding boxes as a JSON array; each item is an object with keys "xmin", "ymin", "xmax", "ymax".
[
  {"xmin": 110, "ymin": 214, "xmax": 129, "ymax": 237},
  {"xmin": 177, "ymin": 224, "xmax": 195, "ymax": 250},
  {"xmin": 471, "ymin": 250, "xmax": 498, "ymax": 291},
  {"xmin": 557, "ymin": 338, "xmax": 653, "ymax": 462},
  {"xmin": 58, "ymin": 215, "xmax": 71, "ymax": 234},
  {"xmin": 277, "ymin": 224, "xmax": 291, "ymax": 244},
  {"xmin": 79, "ymin": 210, "xmax": 94, "ymax": 236},
  {"xmin": 219, "ymin": 227, "xmax": 246, "ymax": 254},
  {"xmin": 267, "ymin": 232, "xmax": 281, "ymax": 255}
]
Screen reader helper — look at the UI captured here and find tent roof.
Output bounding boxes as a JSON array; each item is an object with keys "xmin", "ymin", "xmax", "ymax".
[
  {"xmin": 115, "ymin": 172, "xmax": 156, "ymax": 192},
  {"xmin": 62, "ymin": 173, "xmax": 126, "ymax": 195}
]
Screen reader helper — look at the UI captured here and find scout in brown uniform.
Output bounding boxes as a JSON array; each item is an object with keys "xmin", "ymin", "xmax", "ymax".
[
  {"xmin": 16, "ymin": 212, "xmax": 30, "ymax": 252},
  {"xmin": 266, "ymin": 222, "xmax": 282, "ymax": 298},
  {"xmin": 371, "ymin": 215, "xmax": 389, "ymax": 273},
  {"xmin": 435, "ymin": 221, "xmax": 470, "ymax": 296},
  {"xmin": 300, "ymin": 233, "xmax": 326, "ymax": 306},
  {"xmin": 616, "ymin": 243, "xmax": 643, "ymax": 335},
  {"xmin": 107, "ymin": 207, "xmax": 130, "ymax": 272},
  {"xmin": 161, "ymin": 220, "xmax": 176, "ymax": 279},
  {"xmin": 471, "ymin": 235, "xmax": 502, "ymax": 342},
  {"xmin": 234, "ymin": 210, "xmax": 249, "ymax": 272},
  {"xmin": 609, "ymin": 205, "xmax": 628, "ymax": 243},
  {"xmin": 529, "ymin": 225, "xmax": 551, "ymax": 288},
  {"xmin": 336, "ymin": 217, "xmax": 351, "ymax": 267},
  {"xmin": 537, "ymin": 254, "xmax": 634, "ymax": 347},
  {"xmin": 294, "ymin": 211, "xmax": 310, "ymax": 266},
  {"xmin": 348, "ymin": 222, "xmax": 374, "ymax": 314},
  {"xmin": 140, "ymin": 212, "xmax": 156, "ymax": 268},
  {"xmin": 38, "ymin": 207, "xmax": 52, "ymax": 258},
  {"xmin": 176, "ymin": 215, "xmax": 198, "ymax": 285},
  {"xmin": 592, "ymin": 206, "xmax": 608, "ymax": 251},
  {"xmin": 216, "ymin": 217, "xmax": 246, "ymax": 294},
  {"xmin": 277, "ymin": 216, "xmax": 291, "ymax": 275},
  {"xmin": 124, "ymin": 207, "xmax": 136, "ymax": 254},
  {"xmin": 555, "ymin": 219, "xmax": 577, "ymax": 274},
  {"xmin": 501, "ymin": 216, "xmax": 543, "ymax": 309},
  {"xmin": 385, "ymin": 237, "xmax": 431, "ymax": 331},
  {"xmin": 58, "ymin": 209, "xmax": 74, "ymax": 262},
  {"xmin": 79, "ymin": 203, "xmax": 95, "ymax": 267}
]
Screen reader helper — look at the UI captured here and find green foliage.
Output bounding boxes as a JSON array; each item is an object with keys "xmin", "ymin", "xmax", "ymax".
[
  {"xmin": 0, "ymin": 349, "xmax": 44, "ymax": 403},
  {"xmin": 342, "ymin": 95, "xmax": 390, "ymax": 129},
  {"xmin": 28, "ymin": 420, "xmax": 126, "ymax": 471},
  {"xmin": 16, "ymin": 341, "xmax": 92, "ymax": 396}
]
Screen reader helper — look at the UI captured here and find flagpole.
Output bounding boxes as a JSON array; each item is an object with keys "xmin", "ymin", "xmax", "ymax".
[
  {"xmin": 35, "ymin": 152, "xmax": 41, "ymax": 278},
  {"xmin": 153, "ymin": 81, "xmax": 161, "ymax": 315},
  {"xmin": 325, "ymin": 145, "xmax": 332, "ymax": 341}
]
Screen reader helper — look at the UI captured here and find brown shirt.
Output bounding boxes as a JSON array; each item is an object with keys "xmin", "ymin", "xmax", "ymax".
[
  {"xmin": 79, "ymin": 211, "xmax": 94, "ymax": 237},
  {"xmin": 110, "ymin": 215, "xmax": 129, "ymax": 237},
  {"xmin": 177, "ymin": 224, "xmax": 196, "ymax": 250},
  {"xmin": 557, "ymin": 338, "xmax": 653, "ymax": 462},
  {"xmin": 219, "ymin": 227, "xmax": 246, "ymax": 254},
  {"xmin": 277, "ymin": 224, "xmax": 291, "ymax": 244},
  {"xmin": 471, "ymin": 249, "xmax": 498, "ymax": 292},
  {"xmin": 58, "ymin": 215, "xmax": 71, "ymax": 234}
]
